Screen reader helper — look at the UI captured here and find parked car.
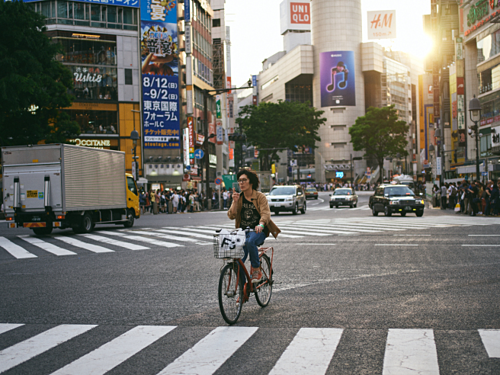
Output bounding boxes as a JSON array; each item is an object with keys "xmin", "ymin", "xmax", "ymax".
[
  {"xmin": 370, "ymin": 184, "xmax": 425, "ymax": 217},
  {"xmin": 267, "ymin": 185, "xmax": 306, "ymax": 215},
  {"xmin": 305, "ymin": 187, "xmax": 319, "ymax": 200},
  {"xmin": 329, "ymin": 188, "xmax": 358, "ymax": 208}
]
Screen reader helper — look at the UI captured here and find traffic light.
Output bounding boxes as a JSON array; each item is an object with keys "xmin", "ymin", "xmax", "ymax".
[
  {"xmin": 228, "ymin": 133, "xmax": 247, "ymax": 142},
  {"xmin": 271, "ymin": 164, "xmax": 276, "ymax": 174}
]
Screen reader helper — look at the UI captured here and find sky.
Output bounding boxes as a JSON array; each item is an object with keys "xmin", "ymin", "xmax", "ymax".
[{"xmin": 224, "ymin": 0, "xmax": 432, "ymax": 87}]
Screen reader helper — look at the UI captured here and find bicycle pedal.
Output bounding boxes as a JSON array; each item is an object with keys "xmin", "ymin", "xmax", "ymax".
[{"xmin": 225, "ymin": 291, "xmax": 235, "ymax": 297}]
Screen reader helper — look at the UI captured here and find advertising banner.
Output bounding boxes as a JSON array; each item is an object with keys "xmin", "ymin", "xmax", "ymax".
[
  {"xmin": 184, "ymin": 0, "xmax": 190, "ymax": 22},
  {"xmin": 367, "ymin": 10, "xmax": 396, "ymax": 40},
  {"xmin": 320, "ymin": 51, "xmax": 356, "ymax": 107},
  {"xmin": 141, "ymin": 0, "xmax": 180, "ymax": 149},
  {"xmin": 24, "ymin": 0, "xmax": 139, "ymax": 6}
]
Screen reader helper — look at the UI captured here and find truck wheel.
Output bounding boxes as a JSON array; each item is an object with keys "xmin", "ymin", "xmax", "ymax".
[
  {"xmin": 33, "ymin": 226, "xmax": 53, "ymax": 235},
  {"xmin": 124, "ymin": 209, "xmax": 135, "ymax": 228},
  {"xmin": 81, "ymin": 213, "xmax": 94, "ymax": 233}
]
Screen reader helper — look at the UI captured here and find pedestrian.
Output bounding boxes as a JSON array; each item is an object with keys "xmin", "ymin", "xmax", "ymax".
[
  {"xmin": 440, "ymin": 183, "xmax": 447, "ymax": 209},
  {"xmin": 139, "ymin": 191, "xmax": 147, "ymax": 215},
  {"xmin": 223, "ymin": 189, "xmax": 228, "ymax": 209},
  {"xmin": 171, "ymin": 191, "xmax": 179, "ymax": 213},
  {"xmin": 492, "ymin": 181, "xmax": 500, "ymax": 216},
  {"xmin": 484, "ymin": 180, "xmax": 493, "ymax": 216}
]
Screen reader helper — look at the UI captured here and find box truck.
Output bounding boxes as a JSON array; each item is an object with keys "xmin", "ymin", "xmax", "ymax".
[{"xmin": 2, "ymin": 144, "xmax": 140, "ymax": 235}]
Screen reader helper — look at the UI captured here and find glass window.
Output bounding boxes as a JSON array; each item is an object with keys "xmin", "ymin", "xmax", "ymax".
[
  {"xmin": 107, "ymin": 6, "xmax": 116, "ymax": 23},
  {"xmin": 54, "ymin": 37, "xmax": 117, "ymax": 66},
  {"xmin": 90, "ymin": 4, "xmax": 100, "ymax": 21},
  {"xmin": 127, "ymin": 177, "xmax": 138, "ymax": 195},
  {"xmin": 125, "ymin": 69, "xmax": 133, "ymax": 85},
  {"xmin": 58, "ymin": 1, "xmax": 68, "ymax": 18},
  {"xmin": 269, "ymin": 187, "xmax": 296, "ymax": 196},
  {"xmin": 65, "ymin": 109, "xmax": 118, "ymax": 135},
  {"xmin": 68, "ymin": 65, "xmax": 118, "ymax": 101},
  {"xmin": 74, "ymin": 2, "xmax": 85, "ymax": 20},
  {"xmin": 41, "ymin": 1, "xmax": 51, "ymax": 17},
  {"xmin": 123, "ymin": 7, "xmax": 133, "ymax": 24}
]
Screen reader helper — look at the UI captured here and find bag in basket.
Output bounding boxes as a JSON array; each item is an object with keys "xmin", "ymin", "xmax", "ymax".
[{"xmin": 217, "ymin": 229, "xmax": 246, "ymax": 258}]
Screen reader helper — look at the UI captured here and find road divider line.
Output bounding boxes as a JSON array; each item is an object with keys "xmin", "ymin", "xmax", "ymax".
[
  {"xmin": 51, "ymin": 325, "xmax": 176, "ymax": 375},
  {"xmin": 0, "ymin": 237, "xmax": 37, "ymax": 259},
  {"xmin": 157, "ymin": 326, "xmax": 258, "ymax": 375},
  {"xmin": 0, "ymin": 324, "xmax": 97, "ymax": 373},
  {"xmin": 382, "ymin": 329, "xmax": 439, "ymax": 375},
  {"xmin": 478, "ymin": 329, "xmax": 500, "ymax": 358},
  {"xmin": 18, "ymin": 235, "xmax": 76, "ymax": 256},
  {"xmin": 269, "ymin": 328, "xmax": 343, "ymax": 375}
]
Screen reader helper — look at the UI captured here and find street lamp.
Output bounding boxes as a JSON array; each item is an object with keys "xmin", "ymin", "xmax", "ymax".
[
  {"xmin": 130, "ymin": 129, "xmax": 139, "ymax": 181},
  {"xmin": 468, "ymin": 95, "xmax": 482, "ymax": 181}
]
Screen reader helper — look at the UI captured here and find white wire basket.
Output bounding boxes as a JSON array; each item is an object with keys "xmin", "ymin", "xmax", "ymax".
[{"xmin": 213, "ymin": 231, "xmax": 245, "ymax": 259}]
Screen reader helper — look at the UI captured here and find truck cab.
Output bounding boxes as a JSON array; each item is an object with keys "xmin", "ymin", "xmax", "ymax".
[{"xmin": 126, "ymin": 173, "xmax": 140, "ymax": 219}]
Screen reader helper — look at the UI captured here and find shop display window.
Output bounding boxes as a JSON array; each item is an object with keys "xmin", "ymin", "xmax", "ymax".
[
  {"xmin": 65, "ymin": 109, "xmax": 118, "ymax": 135},
  {"xmin": 477, "ymin": 29, "xmax": 500, "ymax": 63},
  {"xmin": 68, "ymin": 65, "xmax": 118, "ymax": 101},
  {"xmin": 54, "ymin": 37, "xmax": 117, "ymax": 66}
]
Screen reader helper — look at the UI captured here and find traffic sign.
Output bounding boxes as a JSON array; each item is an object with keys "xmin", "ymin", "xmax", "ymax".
[
  {"xmin": 194, "ymin": 149, "xmax": 204, "ymax": 159},
  {"xmin": 185, "ymin": 165, "xmax": 191, "ymax": 171},
  {"xmin": 214, "ymin": 178, "xmax": 222, "ymax": 185}
]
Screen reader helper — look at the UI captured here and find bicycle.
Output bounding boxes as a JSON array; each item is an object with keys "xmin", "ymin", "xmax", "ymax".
[{"xmin": 214, "ymin": 229, "xmax": 274, "ymax": 325}]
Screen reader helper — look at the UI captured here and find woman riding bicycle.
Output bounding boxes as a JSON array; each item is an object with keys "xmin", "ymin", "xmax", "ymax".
[{"xmin": 228, "ymin": 169, "xmax": 281, "ymax": 283}]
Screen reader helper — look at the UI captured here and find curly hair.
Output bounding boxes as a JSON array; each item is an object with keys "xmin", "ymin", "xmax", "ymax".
[{"xmin": 237, "ymin": 169, "xmax": 260, "ymax": 190}]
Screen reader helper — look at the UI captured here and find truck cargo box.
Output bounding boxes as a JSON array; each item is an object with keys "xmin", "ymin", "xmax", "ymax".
[{"xmin": 2, "ymin": 144, "xmax": 126, "ymax": 214}]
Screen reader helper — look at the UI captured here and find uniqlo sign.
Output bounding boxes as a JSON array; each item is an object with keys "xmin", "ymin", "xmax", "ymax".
[{"xmin": 290, "ymin": 2, "xmax": 310, "ymax": 24}]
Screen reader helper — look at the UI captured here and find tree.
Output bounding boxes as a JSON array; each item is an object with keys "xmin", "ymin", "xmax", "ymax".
[
  {"xmin": 0, "ymin": 0, "xmax": 79, "ymax": 146},
  {"xmin": 236, "ymin": 100, "xmax": 326, "ymax": 171},
  {"xmin": 349, "ymin": 105, "xmax": 409, "ymax": 183}
]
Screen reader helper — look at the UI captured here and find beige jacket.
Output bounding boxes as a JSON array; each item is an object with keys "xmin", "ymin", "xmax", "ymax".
[{"xmin": 227, "ymin": 190, "xmax": 281, "ymax": 239}]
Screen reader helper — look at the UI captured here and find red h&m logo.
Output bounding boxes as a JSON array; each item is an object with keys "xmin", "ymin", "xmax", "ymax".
[{"xmin": 290, "ymin": 2, "xmax": 310, "ymax": 24}]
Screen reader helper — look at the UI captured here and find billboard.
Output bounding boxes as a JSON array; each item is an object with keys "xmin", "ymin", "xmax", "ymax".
[
  {"xmin": 141, "ymin": 0, "xmax": 180, "ymax": 149},
  {"xmin": 367, "ymin": 10, "xmax": 396, "ymax": 40},
  {"xmin": 23, "ymin": 0, "xmax": 139, "ymax": 6},
  {"xmin": 320, "ymin": 51, "xmax": 356, "ymax": 107},
  {"xmin": 280, "ymin": 0, "xmax": 311, "ymax": 35}
]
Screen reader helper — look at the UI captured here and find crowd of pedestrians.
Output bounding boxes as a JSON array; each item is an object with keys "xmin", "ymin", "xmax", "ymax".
[
  {"xmin": 432, "ymin": 179, "xmax": 500, "ymax": 216},
  {"xmin": 139, "ymin": 189, "xmax": 205, "ymax": 215}
]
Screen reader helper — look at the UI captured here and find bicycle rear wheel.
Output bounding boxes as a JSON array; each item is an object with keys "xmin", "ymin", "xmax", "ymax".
[
  {"xmin": 255, "ymin": 254, "xmax": 272, "ymax": 307},
  {"xmin": 218, "ymin": 262, "xmax": 244, "ymax": 324}
]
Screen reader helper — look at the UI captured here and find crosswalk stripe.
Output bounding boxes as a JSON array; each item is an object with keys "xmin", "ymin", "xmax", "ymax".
[
  {"xmin": 17, "ymin": 235, "xmax": 76, "ymax": 256},
  {"xmin": 157, "ymin": 326, "xmax": 258, "ymax": 375},
  {"xmin": 329, "ymin": 223, "xmax": 403, "ymax": 231},
  {"xmin": 123, "ymin": 230, "xmax": 212, "ymax": 245},
  {"xmin": 164, "ymin": 226, "xmax": 217, "ymax": 235},
  {"xmin": 157, "ymin": 229, "xmax": 214, "ymax": 240},
  {"xmin": 53, "ymin": 236, "xmax": 114, "ymax": 253},
  {"xmin": 382, "ymin": 329, "xmax": 439, "ymax": 375},
  {"xmin": 0, "ymin": 324, "xmax": 97, "ymax": 373},
  {"xmin": 478, "ymin": 329, "xmax": 500, "ymax": 358},
  {"xmin": 51, "ymin": 325, "xmax": 176, "ymax": 375},
  {"xmin": 0, "ymin": 323, "xmax": 24, "ymax": 335},
  {"xmin": 276, "ymin": 231, "xmax": 305, "ymax": 238},
  {"xmin": 279, "ymin": 225, "xmax": 360, "ymax": 235},
  {"xmin": 0, "ymin": 237, "xmax": 37, "ymax": 259},
  {"xmin": 101, "ymin": 231, "xmax": 183, "ymax": 248},
  {"xmin": 278, "ymin": 227, "xmax": 331, "ymax": 236},
  {"xmin": 294, "ymin": 223, "xmax": 379, "ymax": 233},
  {"xmin": 268, "ymin": 328, "xmax": 343, "ymax": 375},
  {"xmin": 79, "ymin": 234, "xmax": 149, "ymax": 251}
]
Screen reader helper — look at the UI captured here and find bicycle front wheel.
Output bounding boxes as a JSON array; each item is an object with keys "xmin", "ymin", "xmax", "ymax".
[
  {"xmin": 255, "ymin": 254, "xmax": 272, "ymax": 307},
  {"xmin": 218, "ymin": 262, "xmax": 244, "ymax": 324}
]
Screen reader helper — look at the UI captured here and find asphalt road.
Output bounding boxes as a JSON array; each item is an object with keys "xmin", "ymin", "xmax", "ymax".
[{"xmin": 0, "ymin": 191, "xmax": 499, "ymax": 374}]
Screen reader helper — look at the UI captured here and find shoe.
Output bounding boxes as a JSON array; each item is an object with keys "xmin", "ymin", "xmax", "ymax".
[{"xmin": 251, "ymin": 266, "xmax": 262, "ymax": 283}]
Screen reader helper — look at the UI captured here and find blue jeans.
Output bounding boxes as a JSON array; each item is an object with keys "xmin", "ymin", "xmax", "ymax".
[{"xmin": 242, "ymin": 231, "xmax": 266, "ymax": 269}]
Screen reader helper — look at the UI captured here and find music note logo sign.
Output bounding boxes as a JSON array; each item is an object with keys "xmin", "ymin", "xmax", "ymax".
[
  {"xmin": 320, "ymin": 51, "xmax": 356, "ymax": 107},
  {"xmin": 326, "ymin": 61, "xmax": 349, "ymax": 92}
]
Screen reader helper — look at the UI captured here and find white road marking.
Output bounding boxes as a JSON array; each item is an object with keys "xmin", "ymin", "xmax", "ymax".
[
  {"xmin": 299, "ymin": 223, "xmax": 380, "ymax": 233},
  {"xmin": 375, "ymin": 244, "xmax": 419, "ymax": 247},
  {"xmin": 269, "ymin": 328, "xmax": 344, "ymax": 375},
  {"xmin": 164, "ymin": 226, "xmax": 217, "ymax": 235},
  {"xmin": 79, "ymin": 234, "xmax": 149, "ymax": 251},
  {"xmin": 51, "ymin": 326, "xmax": 175, "ymax": 375},
  {"xmin": 100, "ymin": 231, "xmax": 183, "ymax": 248},
  {"xmin": 469, "ymin": 234, "xmax": 500, "ymax": 236},
  {"xmin": 0, "ymin": 324, "xmax": 96, "ymax": 373},
  {"xmin": 478, "ymin": 329, "xmax": 500, "ymax": 358},
  {"xmin": 393, "ymin": 234, "xmax": 431, "ymax": 236},
  {"xmin": 0, "ymin": 237, "xmax": 37, "ymax": 259},
  {"xmin": 462, "ymin": 244, "xmax": 500, "ymax": 247},
  {"xmin": 157, "ymin": 229, "xmax": 214, "ymax": 240},
  {"xmin": 279, "ymin": 225, "xmax": 359, "ymax": 235},
  {"xmin": 289, "ymin": 243, "xmax": 336, "ymax": 246},
  {"xmin": 53, "ymin": 236, "xmax": 114, "ymax": 253},
  {"xmin": 382, "ymin": 329, "xmax": 439, "ymax": 375},
  {"xmin": 123, "ymin": 229, "xmax": 212, "ymax": 245},
  {"xmin": 157, "ymin": 326, "xmax": 258, "ymax": 375},
  {"xmin": 0, "ymin": 323, "xmax": 24, "ymax": 335},
  {"xmin": 17, "ymin": 235, "xmax": 76, "ymax": 256}
]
